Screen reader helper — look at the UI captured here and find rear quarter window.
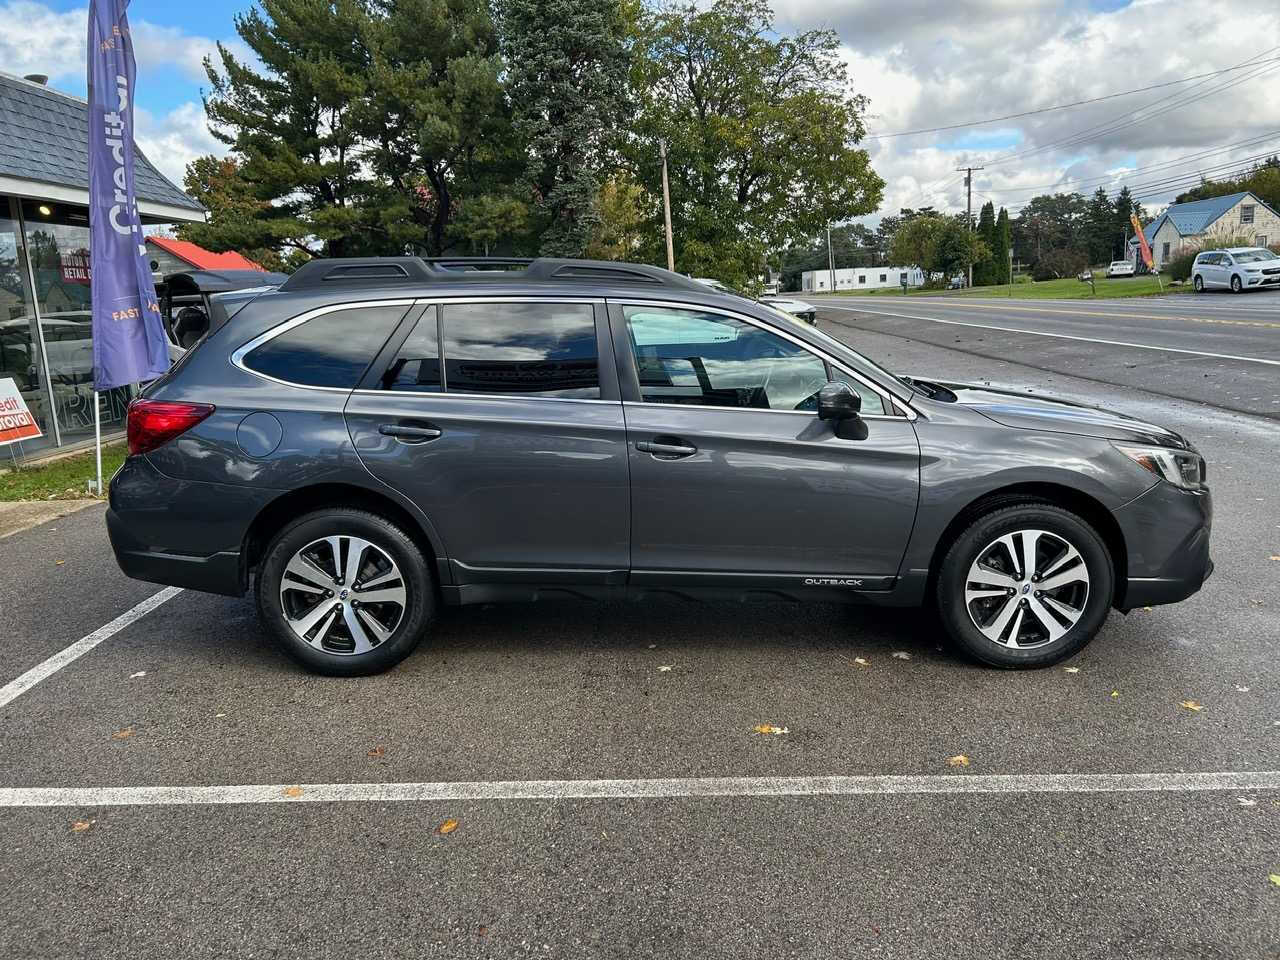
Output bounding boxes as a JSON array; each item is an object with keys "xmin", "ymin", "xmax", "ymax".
[{"xmin": 243, "ymin": 304, "xmax": 408, "ymax": 388}]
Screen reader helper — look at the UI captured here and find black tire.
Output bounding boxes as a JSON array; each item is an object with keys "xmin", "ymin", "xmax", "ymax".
[
  {"xmin": 936, "ymin": 502, "xmax": 1114, "ymax": 669},
  {"xmin": 255, "ymin": 508, "xmax": 434, "ymax": 676},
  {"xmin": 1230, "ymin": 275, "xmax": 1243, "ymax": 294},
  {"xmin": 1193, "ymin": 275, "xmax": 1203, "ymax": 293}
]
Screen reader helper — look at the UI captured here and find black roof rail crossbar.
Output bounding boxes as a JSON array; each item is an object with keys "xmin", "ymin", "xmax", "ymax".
[
  {"xmin": 277, "ymin": 255, "xmax": 708, "ymax": 292},
  {"xmin": 278, "ymin": 257, "xmax": 435, "ymax": 291}
]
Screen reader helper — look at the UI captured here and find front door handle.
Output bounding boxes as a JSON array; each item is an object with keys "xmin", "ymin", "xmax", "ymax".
[
  {"xmin": 379, "ymin": 423, "xmax": 442, "ymax": 443},
  {"xmin": 636, "ymin": 437, "xmax": 698, "ymax": 459}
]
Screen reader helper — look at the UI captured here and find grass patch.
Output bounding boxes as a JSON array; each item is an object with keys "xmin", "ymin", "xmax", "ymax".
[
  {"xmin": 0, "ymin": 443, "xmax": 127, "ymax": 502},
  {"xmin": 825, "ymin": 275, "xmax": 1186, "ymax": 300}
]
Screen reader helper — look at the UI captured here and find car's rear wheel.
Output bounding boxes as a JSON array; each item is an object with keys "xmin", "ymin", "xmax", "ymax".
[
  {"xmin": 256, "ymin": 509, "xmax": 434, "ymax": 676},
  {"xmin": 936, "ymin": 503, "xmax": 1114, "ymax": 668},
  {"xmin": 1231, "ymin": 275, "xmax": 1243, "ymax": 294},
  {"xmin": 1193, "ymin": 275, "xmax": 1203, "ymax": 293}
]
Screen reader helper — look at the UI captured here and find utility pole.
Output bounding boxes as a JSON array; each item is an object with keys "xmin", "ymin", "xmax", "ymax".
[
  {"xmin": 827, "ymin": 224, "xmax": 836, "ymax": 293},
  {"xmin": 659, "ymin": 140, "xmax": 675, "ymax": 272},
  {"xmin": 956, "ymin": 165, "xmax": 984, "ymax": 288}
]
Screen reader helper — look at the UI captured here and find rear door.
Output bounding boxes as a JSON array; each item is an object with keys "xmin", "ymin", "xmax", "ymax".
[
  {"xmin": 345, "ymin": 298, "xmax": 630, "ymax": 587},
  {"xmin": 610, "ymin": 300, "xmax": 920, "ymax": 592}
]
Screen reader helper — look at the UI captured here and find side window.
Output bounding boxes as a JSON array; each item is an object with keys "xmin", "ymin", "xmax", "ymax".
[
  {"xmin": 624, "ymin": 305, "xmax": 885, "ymax": 413},
  {"xmin": 243, "ymin": 304, "xmax": 406, "ymax": 388},
  {"xmin": 381, "ymin": 309, "xmax": 441, "ymax": 392},
  {"xmin": 442, "ymin": 302, "xmax": 600, "ymax": 399}
]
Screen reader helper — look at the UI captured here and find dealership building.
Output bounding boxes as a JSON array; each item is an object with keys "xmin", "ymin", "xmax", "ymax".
[
  {"xmin": 800, "ymin": 265, "xmax": 925, "ymax": 293},
  {"xmin": 0, "ymin": 71, "xmax": 205, "ymax": 461}
]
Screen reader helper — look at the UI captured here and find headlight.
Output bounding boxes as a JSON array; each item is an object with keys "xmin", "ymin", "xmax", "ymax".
[{"xmin": 1113, "ymin": 443, "xmax": 1205, "ymax": 490}]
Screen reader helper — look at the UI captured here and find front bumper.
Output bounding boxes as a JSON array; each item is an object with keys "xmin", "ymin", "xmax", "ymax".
[{"xmin": 1113, "ymin": 480, "xmax": 1213, "ymax": 610}]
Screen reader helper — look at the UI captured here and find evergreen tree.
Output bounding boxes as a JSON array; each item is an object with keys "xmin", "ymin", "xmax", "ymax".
[
  {"xmin": 1113, "ymin": 186, "xmax": 1137, "ymax": 261},
  {"xmin": 499, "ymin": 0, "xmax": 632, "ymax": 257},
  {"xmin": 1084, "ymin": 187, "xmax": 1115, "ymax": 266},
  {"xmin": 973, "ymin": 201, "xmax": 996, "ymax": 285},
  {"xmin": 994, "ymin": 207, "xmax": 1012, "ymax": 283}
]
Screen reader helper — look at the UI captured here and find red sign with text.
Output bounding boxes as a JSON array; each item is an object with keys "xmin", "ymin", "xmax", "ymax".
[{"xmin": 0, "ymin": 377, "xmax": 43, "ymax": 445}]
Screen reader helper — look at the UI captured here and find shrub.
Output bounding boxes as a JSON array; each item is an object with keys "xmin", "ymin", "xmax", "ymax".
[{"xmin": 1166, "ymin": 244, "xmax": 1201, "ymax": 282}]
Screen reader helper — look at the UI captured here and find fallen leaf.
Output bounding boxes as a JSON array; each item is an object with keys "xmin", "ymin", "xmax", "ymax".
[
  {"xmin": 71, "ymin": 819, "xmax": 94, "ymax": 833},
  {"xmin": 1063, "ymin": 666, "xmax": 1080, "ymax": 674},
  {"xmin": 436, "ymin": 818, "xmax": 459, "ymax": 835},
  {"xmin": 477, "ymin": 925, "xmax": 488, "ymax": 937},
  {"xmin": 111, "ymin": 727, "xmax": 133, "ymax": 740},
  {"xmin": 1271, "ymin": 874, "xmax": 1280, "ymax": 887},
  {"xmin": 753, "ymin": 724, "xmax": 788, "ymax": 735},
  {"xmin": 1236, "ymin": 685, "xmax": 1251, "ymax": 693},
  {"xmin": 129, "ymin": 671, "xmax": 146, "ymax": 679},
  {"xmin": 947, "ymin": 755, "xmax": 970, "ymax": 767},
  {"xmin": 215, "ymin": 712, "xmax": 227, "ymax": 718},
  {"xmin": 55, "ymin": 560, "xmax": 65, "ymax": 566},
  {"xmin": 853, "ymin": 657, "xmax": 869, "ymax": 667},
  {"xmin": 657, "ymin": 664, "xmax": 674, "ymax": 672},
  {"xmin": 1110, "ymin": 690, "xmax": 1119, "ymax": 699},
  {"xmin": 1180, "ymin": 700, "xmax": 1204, "ymax": 712},
  {"xmin": 283, "ymin": 786, "xmax": 303, "ymax": 798},
  {"xmin": 367, "ymin": 746, "xmax": 385, "ymax": 757},
  {"xmin": 1239, "ymin": 797, "xmax": 1257, "ymax": 807},
  {"xmin": 891, "ymin": 651, "xmax": 911, "ymax": 661}
]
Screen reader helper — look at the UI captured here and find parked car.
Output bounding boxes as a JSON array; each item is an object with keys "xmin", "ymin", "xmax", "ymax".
[
  {"xmin": 1190, "ymin": 247, "xmax": 1280, "ymax": 293},
  {"xmin": 1105, "ymin": 261, "xmax": 1135, "ymax": 278},
  {"xmin": 758, "ymin": 295, "xmax": 817, "ymax": 325},
  {"xmin": 948, "ymin": 275, "xmax": 965, "ymax": 289},
  {"xmin": 108, "ymin": 256, "xmax": 1213, "ymax": 676}
]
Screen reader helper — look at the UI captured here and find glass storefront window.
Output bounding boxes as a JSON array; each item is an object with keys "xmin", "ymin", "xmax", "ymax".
[
  {"xmin": 20, "ymin": 199, "xmax": 131, "ymax": 444},
  {"xmin": 0, "ymin": 198, "xmax": 55, "ymax": 456}
]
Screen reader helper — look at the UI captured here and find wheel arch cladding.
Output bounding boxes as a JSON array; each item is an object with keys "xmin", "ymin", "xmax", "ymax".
[
  {"xmin": 926, "ymin": 482, "xmax": 1128, "ymax": 606},
  {"xmin": 242, "ymin": 483, "xmax": 443, "ymax": 591}
]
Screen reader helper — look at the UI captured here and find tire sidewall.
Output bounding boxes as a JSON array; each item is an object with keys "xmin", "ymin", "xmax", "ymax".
[
  {"xmin": 937, "ymin": 504, "xmax": 1114, "ymax": 668},
  {"xmin": 1193, "ymin": 275, "xmax": 1203, "ymax": 292},
  {"xmin": 256, "ymin": 510, "xmax": 434, "ymax": 676},
  {"xmin": 1231, "ymin": 275, "xmax": 1242, "ymax": 293}
]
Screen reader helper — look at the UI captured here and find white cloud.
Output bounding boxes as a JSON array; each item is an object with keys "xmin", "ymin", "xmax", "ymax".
[
  {"xmin": 0, "ymin": 1, "xmax": 85, "ymax": 83},
  {"xmin": 775, "ymin": 0, "xmax": 1280, "ymax": 223},
  {"xmin": 136, "ymin": 101, "xmax": 223, "ymax": 186}
]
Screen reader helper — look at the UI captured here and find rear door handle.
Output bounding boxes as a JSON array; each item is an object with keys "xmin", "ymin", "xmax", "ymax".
[
  {"xmin": 379, "ymin": 423, "xmax": 442, "ymax": 443},
  {"xmin": 636, "ymin": 438, "xmax": 697, "ymax": 459}
]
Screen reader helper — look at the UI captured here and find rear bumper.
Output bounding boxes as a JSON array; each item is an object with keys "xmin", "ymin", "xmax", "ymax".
[
  {"xmin": 106, "ymin": 455, "xmax": 270, "ymax": 597},
  {"xmin": 1113, "ymin": 481, "xmax": 1213, "ymax": 610}
]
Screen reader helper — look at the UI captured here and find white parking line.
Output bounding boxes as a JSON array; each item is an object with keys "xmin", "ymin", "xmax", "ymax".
[
  {"xmin": 0, "ymin": 587, "xmax": 183, "ymax": 710},
  {"xmin": 2, "ymin": 771, "xmax": 1278, "ymax": 807},
  {"xmin": 815, "ymin": 303, "xmax": 1280, "ymax": 366}
]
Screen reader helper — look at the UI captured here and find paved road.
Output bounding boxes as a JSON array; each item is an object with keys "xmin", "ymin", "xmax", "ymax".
[
  {"xmin": 1, "ymin": 322, "xmax": 1278, "ymax": 959},
  {"xmin": 810, "ymin": 291, "xmax": 1280, "ymax": 419}
]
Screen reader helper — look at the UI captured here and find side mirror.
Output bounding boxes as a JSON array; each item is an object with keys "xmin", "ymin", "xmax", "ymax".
[{"xmin": 817, "ymin": 381, "xmax": 862, "ymax": 422}]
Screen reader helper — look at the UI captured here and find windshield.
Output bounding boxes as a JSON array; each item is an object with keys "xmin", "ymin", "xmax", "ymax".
[{"xmin": 1233, "ymin": 249, "xmax": 1277, "ymax": 263}]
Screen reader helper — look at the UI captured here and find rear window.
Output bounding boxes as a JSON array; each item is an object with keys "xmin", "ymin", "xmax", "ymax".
[
  {"xmin": 441, "ymin": 302, "xmax": 600, "ymax": 398},
  {"xmin": 243, "ymin": 305, "xmax": 407, "ymax": 388}
]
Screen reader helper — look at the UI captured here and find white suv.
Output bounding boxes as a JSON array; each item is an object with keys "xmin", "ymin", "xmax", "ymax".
[
  {"xmin": 1106, "ymin": 260, "xmax": 1135, "ymax": 278},
  {"xmin": 1191, "ymin": 247, "xmax": 1280, "ymax": 293}
]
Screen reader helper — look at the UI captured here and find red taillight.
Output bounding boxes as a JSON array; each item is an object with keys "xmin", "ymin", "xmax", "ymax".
[{"xmin": 126, "ymin": 399, "xmax": 215, "ymax": 456}]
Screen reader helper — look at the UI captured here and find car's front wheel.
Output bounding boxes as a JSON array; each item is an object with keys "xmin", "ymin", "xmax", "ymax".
[
  {"xmin": 937, "ymin": 502, "xmax": 1114, "ymax": 668},
  {"xmin": 1193, "ymin": 275, "xmax": 1203, "ymax": 292},
  {"xmin": 256, "ymin": 508, "xmax": 435, "ymax": 676},
  {"xmin": 1230, "ymin": 275, "xmax": 1243, "ymax": 294}
]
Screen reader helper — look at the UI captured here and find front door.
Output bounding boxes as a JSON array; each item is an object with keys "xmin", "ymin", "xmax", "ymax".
[
  {"xmin": 345, "ymin": 299, "xmax": 630, "ymax": 586},
  {"xmin": 611, "ymin": 302, "xmax": 920, "ymax": 592}
]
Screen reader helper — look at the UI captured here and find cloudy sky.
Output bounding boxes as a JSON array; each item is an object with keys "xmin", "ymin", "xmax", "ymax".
[{"xmin": 5, "ymin": 0, "xmax": 1279, "ymax": 226}]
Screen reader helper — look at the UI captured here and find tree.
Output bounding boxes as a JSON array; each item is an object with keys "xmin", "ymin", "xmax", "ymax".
[
  {"xmin": 202, "ymin": 0, "xmax": 514, "ymax": 259},
  {"xmin": 1084, "ymin": 187, "xmax": 1115, "ymax": 266},
  {"xmin": 585, "ymin": 172, "xmax": 651, "ymax": 260},
  {"xmin": 176, "ymin": 155, "xmax": 297, "ymax": 272},
  {"xmin": 499, "ymin": 0, "xmax": 631, "ymax": 257},
  {"xmin": 933, "ymin": 216, "xmax": 989, "ymax": 283},
  {"xmin": 627, "ymin": 0, "xmax": 883, "ymax": 287},
  {"xmin": 972, "ymin": 201, "xmax": 996, "ymax": 285},
  {"xmin": 993, "ymin": 206, "xmax": 1012, "ymax": 282}
]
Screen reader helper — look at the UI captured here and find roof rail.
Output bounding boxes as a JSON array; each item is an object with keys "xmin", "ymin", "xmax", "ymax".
[{"xmin": 277, "ymin": 255, "xmax": 708, "ymax": 293}]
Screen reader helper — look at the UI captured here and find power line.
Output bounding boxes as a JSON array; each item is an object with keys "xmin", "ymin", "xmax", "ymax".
[{"xmin": 864, "ymin": 56, "xmax": 1280, "ymax": 140}]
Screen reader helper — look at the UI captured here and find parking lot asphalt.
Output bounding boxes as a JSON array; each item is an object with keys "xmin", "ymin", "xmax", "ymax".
[{"xmin": 1, "ymin": 299, "xmax": 1278, "ymax": 959}]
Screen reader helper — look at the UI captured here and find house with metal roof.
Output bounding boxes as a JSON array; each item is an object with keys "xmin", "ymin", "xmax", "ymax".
[
  {"xmin": 1130, "ymin": 191, "xmax": 1280, "ymax": 271},
  {"xmin": 0, "ymin": 71, "xmax": 205, "ymax": 460}
]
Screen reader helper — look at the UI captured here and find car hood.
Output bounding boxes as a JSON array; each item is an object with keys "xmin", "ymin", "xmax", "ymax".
[{"xmin": 930, "ymin": 380, "xmax": 1189, "ymax": 448}]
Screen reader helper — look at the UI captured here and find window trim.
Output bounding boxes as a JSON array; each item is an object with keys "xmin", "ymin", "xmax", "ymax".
[
  {"xmin": 231, "ymin": 298, "xmax": 418, "ymax": 393},
  {"xmin": 608, "ymin": 297, "xmax": 916, "ymax": 421}
]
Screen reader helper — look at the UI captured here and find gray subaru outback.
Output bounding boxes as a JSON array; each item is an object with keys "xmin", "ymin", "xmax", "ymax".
[{"xmin": 107, "ymin": 257, "xmax": 1212, "ymax": 675}]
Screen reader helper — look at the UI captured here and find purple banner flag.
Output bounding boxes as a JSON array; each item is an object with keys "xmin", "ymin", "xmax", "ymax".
[{"xmin": 87, "ymin": 0, "xmax": 169, "ymax": 391}]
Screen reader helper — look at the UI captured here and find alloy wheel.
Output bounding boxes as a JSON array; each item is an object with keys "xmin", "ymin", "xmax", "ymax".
[
  {"xmin": 278, "ymin": 535, "xmax": 407, "ymax": 655},
  {"xmin": 964, "ymin": 528, "xmax": 1090, "ymax": 649}
]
